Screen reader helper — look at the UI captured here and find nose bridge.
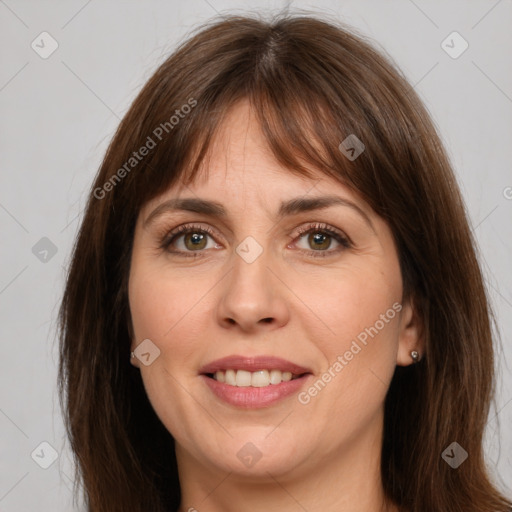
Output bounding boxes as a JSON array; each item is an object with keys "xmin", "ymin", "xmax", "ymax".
[
  {"xmin": 231, "ymin": 233, "xmax": 275, "ymax": 306},
  {"xmin": 216, "ymin": 232, "xmax": 289, "ymax": 330}
]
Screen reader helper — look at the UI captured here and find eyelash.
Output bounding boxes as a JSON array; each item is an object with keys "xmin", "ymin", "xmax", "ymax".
[{"xmin": 158, "ymin": 222, "xmax": 351, "ymax": 259}]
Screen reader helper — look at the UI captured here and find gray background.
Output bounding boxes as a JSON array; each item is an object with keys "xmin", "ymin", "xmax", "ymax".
[{"xmin": 1, "ymin": 0, "xmax": 511, "ymax": 510}]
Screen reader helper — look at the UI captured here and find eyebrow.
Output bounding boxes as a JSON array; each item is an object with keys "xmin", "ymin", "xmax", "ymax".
[{"xmin": 143, "ymin": 195, "xmax": 375, "ymax": 232}]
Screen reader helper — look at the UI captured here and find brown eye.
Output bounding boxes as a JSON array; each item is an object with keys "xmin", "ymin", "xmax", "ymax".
[
  {"xmin": 293, "ymin": 223, "xmax": 351, "ymax": 258},
  {"xmin": 182, "ymin": 231, "xmax": 208, "ymax": 251},
  {"xmin": 306, "ymin": 231, "xmax": 333, "ymax": 251},
  {"xmin": 160, "ymin": 224, "xmax": 219, "ymax": 256}
]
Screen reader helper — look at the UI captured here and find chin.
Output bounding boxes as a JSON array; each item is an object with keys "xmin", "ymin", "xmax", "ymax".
[
  {"xmin": 215, "ymin": 452, "xmax": 301, "ymax": 480},
  {"xmin": 204, "ymin": 435, "xmax": 305, "ymax": 478}
]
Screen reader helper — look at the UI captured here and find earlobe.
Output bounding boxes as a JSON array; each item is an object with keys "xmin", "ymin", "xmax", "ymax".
[
  {"xmin": 396, "ymin": 297, "xmax": 424, "ymax": 366},
  {"xmin": 130, "ymin": 347, "xmax": 139, "ymax": 368}
]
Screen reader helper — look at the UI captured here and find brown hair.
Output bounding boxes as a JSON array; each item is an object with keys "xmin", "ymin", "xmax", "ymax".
[{"xmin": 57, "ymin": 11, "xmax": 512, "ymax": 512}]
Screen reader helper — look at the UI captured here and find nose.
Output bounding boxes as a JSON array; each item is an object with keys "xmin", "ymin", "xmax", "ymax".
[{"xmin": 216, "ymin": 244, "xmax": 290, "ymax": 333}]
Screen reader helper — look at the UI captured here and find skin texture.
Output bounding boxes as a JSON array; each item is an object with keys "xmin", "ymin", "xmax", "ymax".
[{"xmin": 128, "ymin": 100, "xmax": 423, "ymax": 512}]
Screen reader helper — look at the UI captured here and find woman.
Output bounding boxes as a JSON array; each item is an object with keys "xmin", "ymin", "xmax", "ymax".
[{"xmin": 58, "ymin": 12, "xmax": 512, "ymax": 512}]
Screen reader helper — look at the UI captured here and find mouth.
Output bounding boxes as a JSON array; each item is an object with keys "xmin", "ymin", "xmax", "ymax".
[{"xmin": 199, "ymin": 355, "xmax": 313, "ymax": 408}]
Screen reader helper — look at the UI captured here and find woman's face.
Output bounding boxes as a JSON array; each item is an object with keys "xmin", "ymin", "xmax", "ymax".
[{"xmin": 128, "ymin": 100, "xmax": 420, "ymax": 479}]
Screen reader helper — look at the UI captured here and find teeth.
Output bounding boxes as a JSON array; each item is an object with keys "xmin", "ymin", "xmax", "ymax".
[
  {"xmin": 270, "ymin": 369, "xmax": 283, "ymax": 385},
  {"xmin": 252, "ymin": 370, "xmax": 270, "ymax": 387},
  {"xmin": 212, "ymin": 369, "xmax": 298, "ymax": 387},
  {"xmin": 236, "ymin": 370, "xmax": 252, "ymax": 387},
  {"xmin": 225, "ymin": 369, "xmax": 236, "ymax": 386}
]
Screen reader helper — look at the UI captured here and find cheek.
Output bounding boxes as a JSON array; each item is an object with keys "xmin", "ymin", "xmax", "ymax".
[
  {"xmin": 295, "ymin": 260, "xmax": 402, "ymax": 403},
  {"xmin": 129, "ymin": 247, "xmax": 192, "ymax": 330},
  {"xmin": 128, "ymin": 268, "xmax": 175, "ymax": 340},
  {"xmin": 128, "ymin": 260, "xmax": 215, "ymax": 364},
  {"xmin": 298, "ymin": 261, "xmax": 401, "ymax": 349}
]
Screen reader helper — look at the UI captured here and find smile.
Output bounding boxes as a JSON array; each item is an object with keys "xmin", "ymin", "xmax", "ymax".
[{"xmin": 199, "ymin": 355, "xmax": 313, "ymax": 408}]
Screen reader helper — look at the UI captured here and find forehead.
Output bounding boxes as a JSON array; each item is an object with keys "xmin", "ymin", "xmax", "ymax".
[
  {"xmin": 192, "ymin": 100, "xmax": 314, "ymax": 186},
  {"xmin": 143, "ymin": 99, "xmax": 362, "ymax": 214}
]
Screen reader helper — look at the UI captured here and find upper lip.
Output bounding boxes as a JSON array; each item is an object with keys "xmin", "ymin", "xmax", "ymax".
[{"xmin": 199, "ymin": 355, "xmax": 312, "ymax": 375}]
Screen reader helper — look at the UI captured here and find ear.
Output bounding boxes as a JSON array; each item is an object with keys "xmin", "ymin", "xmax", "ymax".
[{"xmin": 396, "ymin": 296, "xmax": 424, "ymax": 366}]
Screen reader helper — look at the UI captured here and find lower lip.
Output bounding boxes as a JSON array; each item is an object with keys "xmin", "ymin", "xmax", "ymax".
[{"xmin": 201, "ymin": 374, "xmax": 311, "ymax": 408}]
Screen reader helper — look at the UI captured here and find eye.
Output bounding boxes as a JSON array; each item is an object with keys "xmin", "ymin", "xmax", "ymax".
[
  {"xmin": 159, "ymin": 224, "xmax": 220, "ymax": 257},
  {"xmin": 291, "ymin": 222, "xmax": 351, "ymax": 258}
]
